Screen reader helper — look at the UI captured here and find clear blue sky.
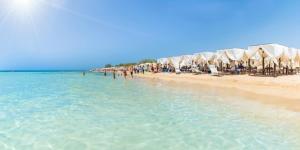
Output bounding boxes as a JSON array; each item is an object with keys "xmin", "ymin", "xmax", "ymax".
[{"xmin": 0, "ymin": 0, "xmax": 300, "ymax": 70}]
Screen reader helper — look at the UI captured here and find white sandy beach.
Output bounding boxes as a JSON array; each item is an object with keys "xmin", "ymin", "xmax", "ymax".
[{"xmin": 136, "ymin": 73, "xmax": 300, "ymax": 112}]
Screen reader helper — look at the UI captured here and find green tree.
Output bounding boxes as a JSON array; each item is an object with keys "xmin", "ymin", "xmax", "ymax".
[
  {"xmin": 104, "ymin": 64, "xmax": 113, "ymax": 68},
  {"xmin": 115, "ymin": 63, "xmax": 137, "ymax": 67},
  {"xmin": 139, "ymin": 59, "xmax": 156, "ymax": 64}
]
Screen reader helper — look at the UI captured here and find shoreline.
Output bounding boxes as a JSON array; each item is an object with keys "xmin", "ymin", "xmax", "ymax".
[{"xmin": 136, "ymin": 73, "xmax": 300, "ymax": 112}]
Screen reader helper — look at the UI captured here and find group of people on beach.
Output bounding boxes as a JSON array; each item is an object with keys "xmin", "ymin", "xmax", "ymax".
[{"xmin": 101, "ymin": 65, "xmax": 146, "ymax": 80}]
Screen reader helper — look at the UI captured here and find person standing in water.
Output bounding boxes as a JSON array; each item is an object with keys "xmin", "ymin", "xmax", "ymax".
[
  {"xmin": 130, "ymin": 66, "xmax": 134, "ymax": 78},
  {"xmin": 113, "ymin": 70, "xmax": 116, "ymax": 79},
  {"xmin": 82, "ymin": 72, "xmax": 86, "ymax": 76},
  {"xmin": 123, "ymin": 70, "xmax": 127, "ymax": 79},
  {"xmin": 104, "ymin": 70, "xmax": 107, "ymax": 76}
]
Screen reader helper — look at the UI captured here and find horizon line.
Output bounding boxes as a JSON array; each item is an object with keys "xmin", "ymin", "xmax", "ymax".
[{"xmin": 0, "ymin": 70, "xmax": 89, "ymax": 72}]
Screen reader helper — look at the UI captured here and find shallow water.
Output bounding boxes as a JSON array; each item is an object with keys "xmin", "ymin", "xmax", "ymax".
[{"xmin": 0, "ymin": 72, "xmax": 300, "ymax": 150}]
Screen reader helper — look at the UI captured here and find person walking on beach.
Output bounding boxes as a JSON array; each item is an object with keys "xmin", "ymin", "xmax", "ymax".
[{"xmin": 142, "ymin": 67, "xmax": 145, "ymax": 74}]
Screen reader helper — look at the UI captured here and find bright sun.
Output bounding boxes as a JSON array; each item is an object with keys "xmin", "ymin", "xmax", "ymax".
[{"xmin": 12, "ymin": 0, "xmax": 36, "ymax": 14}]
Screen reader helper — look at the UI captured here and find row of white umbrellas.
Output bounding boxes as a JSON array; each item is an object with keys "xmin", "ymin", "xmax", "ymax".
[{"xmin": 157, "ymin": 43, "xmax": 300, "ymax": 69}]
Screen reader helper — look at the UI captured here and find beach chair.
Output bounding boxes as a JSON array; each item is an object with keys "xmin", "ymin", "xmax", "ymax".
[
  {"xmin": 175, "ymin": 67, "xmax": 181, "ymax": 74},
  {"xmin": 191, "ymin": 67, "xmax": 202, "ymax": 75},
  {"xmin": 208, "ymin": 65, "xmax": 220, "ymax": 76}
]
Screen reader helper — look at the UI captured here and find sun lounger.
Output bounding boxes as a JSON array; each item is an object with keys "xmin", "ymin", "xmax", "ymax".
[
  {"xmin": 175, "ymin": 67, "xmax": 181, "ymax": 74},
  {"xmin": 191, "ymin": 68, "xmax": 202, "ymax": 74},
  {"xmin": 208, "ymin": 65, "xmax": 220, "ymax": 76}
]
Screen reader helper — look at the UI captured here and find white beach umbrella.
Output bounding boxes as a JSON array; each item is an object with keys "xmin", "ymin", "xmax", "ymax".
[
  {"xmin": 240, "ymin": 49, "xmax": 256, "ymax": 62},
  {"xmin": 295, "ymin": 49, "xmax": 300, "ymax": 66},
  {"xmin": 296, "ymin": 49, "xmax": 300, "ymax": 67},
  {"xmin": 225, "ymin": 48, "xmax": 246, "ymax": 61},
  {"xmin": 157, "ymin": 58, "xmax": 168, "ymax": 65},
  {"xmin": 202, "ymin": 52, "xmax": 215, "ymax": 61},
  {"xmin": 248, "ymin": 43, "xmax": 289, "ymax": 66},
  {"xmin": 212, "ymin": 50, "xmax": 230, "ymax": 64},
  {"xmin": 288, "ymin": 48, "xmax": 298, "ymax": 60},
  {"xmin": 288, "ymin": 48, "xmax": 300, "ymax": 68},
  {"xmin": 167, "ymin": 57, "xmax": 172, "ymax": 64},
  {"xmin": 193, "ymin": 53, "xmax": 207, "ymax": 64},
  {"xmin": 168, "ymin": 56, "xmax": 183, "ymax": 69},
  {"xmin": 195, "ymin": 52, "xmax": 215, "ymax": 65},
  {"xmin": 180, "ymin": 55, "xmax": 194, "ymax": 66},
  {"xmin": 237, "ymin": 49, "xmax": 257, "ymax": 67}
]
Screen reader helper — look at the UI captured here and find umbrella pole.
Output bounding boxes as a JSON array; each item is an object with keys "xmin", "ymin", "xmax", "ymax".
[
  {"xmin": 268, "ymin": 63, "xmax": 271, "ymax": 75},
  {"xmin": 279, "ymin": 58, "xmax": 281, "ymax": 75},
  {"xmin": 274, "ymin": 63, "xmax": 276, "ymax": 77},
  {"xmin": 221, "ymin": 62, "xmax": 223, "ymax": 72},
  {"xmin": 262, "ymin": 57, "xmax": 265, "ymax": 75},
  {"xmin": 248, "ymin": 59, "xmax": 251, "ymax": 75}
]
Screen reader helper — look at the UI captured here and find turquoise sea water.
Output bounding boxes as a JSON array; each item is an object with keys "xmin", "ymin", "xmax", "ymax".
[{"xmin": 0, "ymin": 72, "xmax": 300, "ymax": 150}]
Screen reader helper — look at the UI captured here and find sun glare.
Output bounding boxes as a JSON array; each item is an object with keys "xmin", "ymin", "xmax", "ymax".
[{"xmin": 12, "ymin": 0, "xmax": 36, "ymax": 14}]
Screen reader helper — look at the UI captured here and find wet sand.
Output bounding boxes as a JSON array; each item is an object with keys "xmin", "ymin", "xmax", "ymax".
[{"xmin": 136, "ymin": 73, "xmax": 300, "ymax": 112}]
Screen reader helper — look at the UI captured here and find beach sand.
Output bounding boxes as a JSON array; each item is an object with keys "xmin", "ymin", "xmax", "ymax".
[{"xmin": 136, "ymin": 73, "xmax": 300, "ymax": 112}]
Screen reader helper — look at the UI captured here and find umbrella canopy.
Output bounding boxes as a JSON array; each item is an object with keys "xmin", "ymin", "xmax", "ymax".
[
  {"xmin": 157, "ymin": 58, "xmax": 168, "ymax": 65},
  {"xmin": 168, "ymin": 56, "xmax": 183, "ymax": 69},
  {"xmin": 296, "ymin": 49, "xmax": 300, "ymax": 63},
  {"xmin": 248, "ymin": 44, "xmax": 289, "ymax": 65},
  {"xmin": 202, "ymin": 52, "xmax": 215, "ymax": 61},
  {"xmin": 194, "ymin": 52, "xmax": 215, "ymax": 65},
  {"xmin": 288, "ymin": 48, "xmax": 300, "ymax": 61},
  {"xmin": 240, "ymin": 49, "xmax": 255, "ymax": 62},
  {"xmin": 213, "ymin": 50, "xmax": 230, "ymax": 64},
  {"xmin": 225, "ymin": 48, "xmax": 246, "ymax": 61},
  {"xmin": 180, "ymin": 55, "xmax": 194, "ymax": 66},
  {"xmin": 288, "ymin": 48, "xmax": 300, "ymax": 67},
  {"xmin": 193, "ymin": 53, "xmax": 206, "ymax": 64}
]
